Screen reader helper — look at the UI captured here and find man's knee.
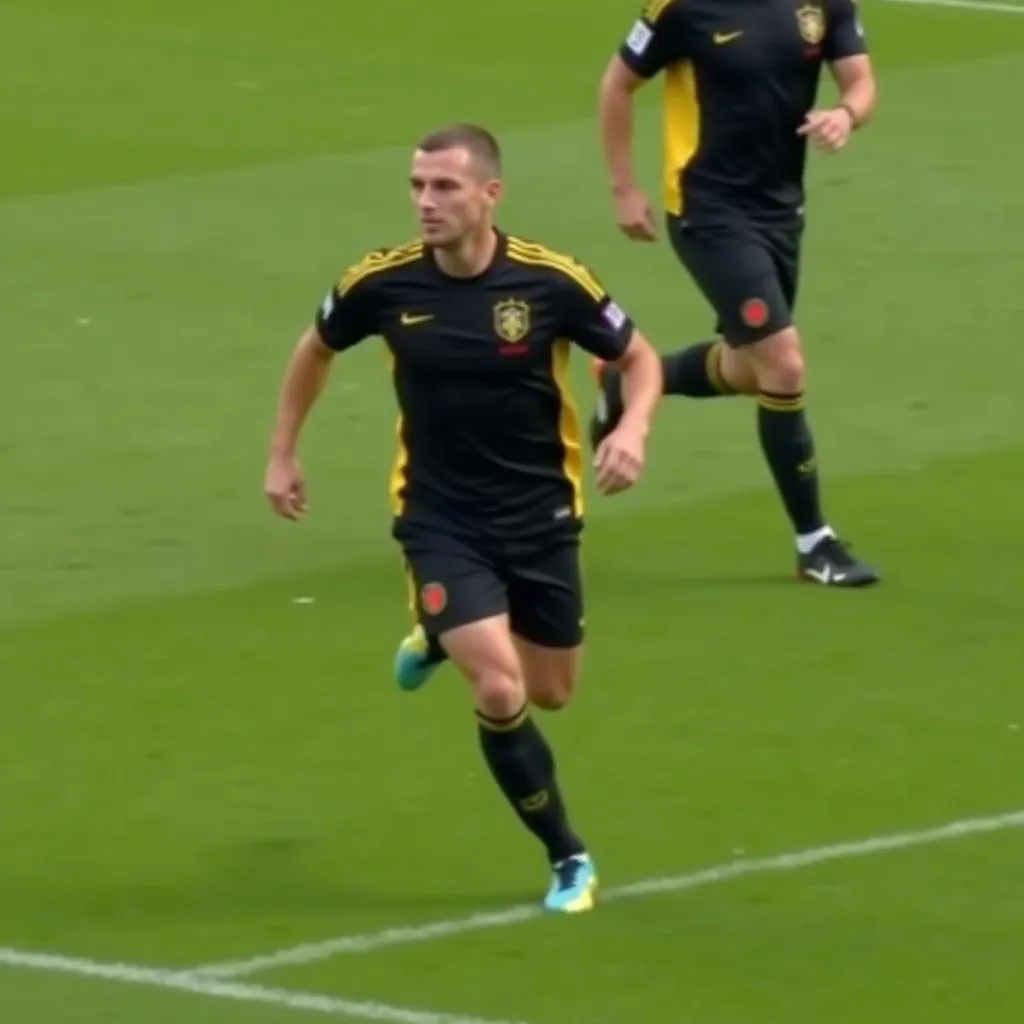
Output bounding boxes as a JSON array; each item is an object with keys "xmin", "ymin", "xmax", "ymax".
[
  {"xmin": 516, "ymin": 639, "xmax": 582, "ymax": 712},
  {"xmin": 441, "ymin": 616, "xmax": 526, "ymax": 718},
  {"xmin": 529, "ymin": 675, "xmax": 574, "ymax": 712},
  {"xmin": 737, "ymin": 327, "xmax": 806, "ymax": 393},
  {"xmin": 474, "ymin": 669, "xmax": 528, "ymax": 718},
  {"xmin": 718, "ymin": 343, "xmax": 759, "ymax": 395}
]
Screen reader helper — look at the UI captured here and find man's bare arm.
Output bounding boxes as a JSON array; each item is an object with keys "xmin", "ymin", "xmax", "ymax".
[{"xmin": 268, "ymin": 327, "xmax": 335, "ymax": 459}]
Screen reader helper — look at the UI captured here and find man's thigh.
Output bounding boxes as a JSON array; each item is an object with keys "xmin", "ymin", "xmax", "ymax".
[
  {"xmin": 398, "ymin": 525, "xmax": 507, "ymax": 636},
  {"xmin": 503, "ymin": 535, "xmax": 584, "ymax": 650},
  {"xmin": 666, "ymin": 217, "xmax": 795, "ymax": 346}
]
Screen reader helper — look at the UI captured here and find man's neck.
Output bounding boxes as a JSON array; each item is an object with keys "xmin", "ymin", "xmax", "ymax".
[{"xmin": 433, "ymin": 227, "xmax": 498, "ymax": 278}]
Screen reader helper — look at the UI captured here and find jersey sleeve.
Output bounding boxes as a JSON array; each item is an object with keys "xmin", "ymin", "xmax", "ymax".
[
  {"xmin": 824, "ymin": 0, "xmax": 868, "ymax": 61},
  {"xmin": 313, "ymin": 264, "xmax": 381, "ymax": 352},
  {"xmin": 558, "ymin": 263, "xmax": 635, "ymax": 361},
  {"xmin": 617, "ymin": 0, "xmax": 691, "ymax": 79}
]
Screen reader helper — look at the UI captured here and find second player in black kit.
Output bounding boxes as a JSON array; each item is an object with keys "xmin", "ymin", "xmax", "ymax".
[
  {"xmin": 622, "ymin": 0, "xmax": 866, "ymax": 338},
  {"xmin": 315, "ymin": 232, "xmax": 634, "ymax": 647},
  {"xmin": 592, "ymin": 0, "xmax": 880, "ymax": 587}
]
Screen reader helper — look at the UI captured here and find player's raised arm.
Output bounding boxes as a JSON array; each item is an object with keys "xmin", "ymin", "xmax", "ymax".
[
  {"xmin": 599, "ymin": 1, "xmax": 689, "ymax": 241},
  {"xmin": 264, "ymin": 270, "xmax": 377, "ymax": 520}
]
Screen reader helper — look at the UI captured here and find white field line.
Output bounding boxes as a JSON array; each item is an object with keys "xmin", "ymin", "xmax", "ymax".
[
  {"xmin": 0, "ymin": 947, "xmax": 526, "ymax": 1024},
  {"xmin": 195, "ymin": 809, "xmax": 1024, "ymax": 979},
  {"xmin": 883, "ymin": 0, "xmax": 1024, "ymax": 14}
]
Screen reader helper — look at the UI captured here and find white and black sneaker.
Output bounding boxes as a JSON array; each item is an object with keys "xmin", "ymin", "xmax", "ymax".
[{"xmin": 797, "ymin": 536, "xmax": 880, "ymax": 588}]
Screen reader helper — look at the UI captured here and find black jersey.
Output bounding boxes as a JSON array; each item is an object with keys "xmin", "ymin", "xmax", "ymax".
[
  {"xmin": 314, "ymin": 231, "xmax": 635, "ymax": 537},
  {"xmin": 618, "ymin": 0, "xmax": 867, "ymax": 223}
]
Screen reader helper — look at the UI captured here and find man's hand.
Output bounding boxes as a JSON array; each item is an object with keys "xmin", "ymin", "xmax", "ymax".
[
  {"xmin": 265, "ymin": 452, "xmax": 308, "ymax": 521},
  {"xmin": 797, "ymin": 106, "xmax": 854, "ymax": 152},
  {"xmin": 594, "ymin": 421, "xmax": 646, "ymax": 495},
  {"xmin": 614, "ymin": 187, "xmax": 657, "ymax": 242}
]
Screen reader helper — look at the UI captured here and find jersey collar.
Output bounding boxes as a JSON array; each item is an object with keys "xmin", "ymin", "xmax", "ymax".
[{"xmin": 426, "ymin": 228, "xmax": 506, "ymax": 284}]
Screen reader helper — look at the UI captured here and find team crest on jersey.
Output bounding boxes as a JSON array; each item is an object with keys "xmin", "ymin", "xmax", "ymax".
[
  {"xmin": 796, "ymin": 3, "xmax": 826, "ymax": 45},
  {"xmin": 493, "ymin": 299, "xmax": 531, "ymax": 344}
]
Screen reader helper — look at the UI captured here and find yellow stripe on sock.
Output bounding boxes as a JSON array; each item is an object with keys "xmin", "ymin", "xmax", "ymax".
[
  {"xmin": 758, "ymin": 392, "xmax": 805, "ymax": 413},
  {"xmin": 477, "ymin": 705, "xmax": 529, "ymax": 732}
]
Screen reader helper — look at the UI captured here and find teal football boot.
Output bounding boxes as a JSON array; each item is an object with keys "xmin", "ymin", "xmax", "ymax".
[
  {"xmin": 544, "ymin": 853, "xmax": 598, "ymax": 914},
  {"xmin": 393, "ymin": 624, "xmax": 441, "ymax": 692}
]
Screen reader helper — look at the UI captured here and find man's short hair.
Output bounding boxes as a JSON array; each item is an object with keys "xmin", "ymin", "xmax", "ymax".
[{"xmin": 416, "ymin": 124, "xmax": 502, "ymax": 177}]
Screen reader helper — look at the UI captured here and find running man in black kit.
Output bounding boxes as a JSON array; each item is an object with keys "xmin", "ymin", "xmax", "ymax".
[
  {"xmin": 264, "ymin": 124, "xmax": 662, "ymax": 914},
  {"xmin": 590, "ymin": 0, "xmax": 880, "ymax": 587}
]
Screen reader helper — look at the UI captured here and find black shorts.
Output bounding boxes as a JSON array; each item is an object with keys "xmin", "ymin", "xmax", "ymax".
[
  {"xmin": 666, "ymin": 215, "xmax": 803, "ymax": 346},
  {"xmin": 394, "ymin": 521, "xmax": 584, "ymax": 649}
]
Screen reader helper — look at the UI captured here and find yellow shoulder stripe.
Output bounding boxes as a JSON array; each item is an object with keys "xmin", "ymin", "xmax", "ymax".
[
  {"xmin": 643, "ymin": 0, "xmax": 673, "ymax": 23},
  {"xmin": 507, "ymin": 250, "xmax": 605, "ymax": 303},
  {"xmin": 338, "ymin": 239, "xmax": 424, "ymax": 296},
  {"xmin": 506, "ymin": 239, "xmax": 605, "ymax": 302},
  {"xmin": 507, "ymin": 236, "xmax": 577, "ymax": 262},
  {"xmin": 507, "ymin": 236, "xmax": 601, "ymax": 278}
]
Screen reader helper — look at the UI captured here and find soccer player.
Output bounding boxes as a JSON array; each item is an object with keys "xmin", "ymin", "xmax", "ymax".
[
  {"xmin": 591, "ymin": 0, "xmax": 880, "ymax": 587},
  {"xmin": 264, "ymin": 124, "xmax": 662, "ymax": 913}
]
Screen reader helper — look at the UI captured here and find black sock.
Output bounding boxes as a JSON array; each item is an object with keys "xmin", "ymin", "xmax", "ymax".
[
  {"xmin": 477, "ymin": 705, "xmax": 585, "ymax": 864},
  {"xmin": 662, "ymin": 341, "xmax": 737, "ymax": 397},
  {"xmin": 423, "ymin": 632, "xmax": 447, "ymax": 665},
  {"xmin": 756, "ymin": 390, "xmax": 825, "ymax": 535}
]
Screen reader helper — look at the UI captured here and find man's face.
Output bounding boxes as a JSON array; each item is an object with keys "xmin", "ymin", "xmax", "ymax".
[{"xmin": 410, "ymin": 146, "xmax": 501, "ymax": 246}]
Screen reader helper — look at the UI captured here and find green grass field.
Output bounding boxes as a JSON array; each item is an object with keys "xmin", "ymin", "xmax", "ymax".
[{"xmin": 3, "ymin": 0, "xmax": 1024, "ymax": 1020}]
